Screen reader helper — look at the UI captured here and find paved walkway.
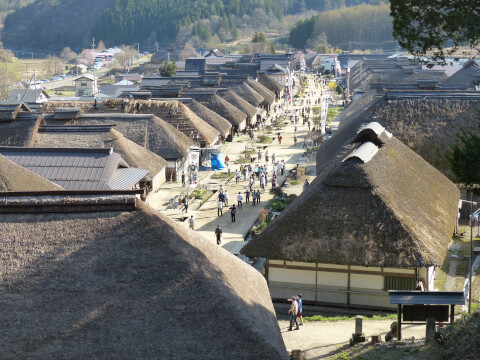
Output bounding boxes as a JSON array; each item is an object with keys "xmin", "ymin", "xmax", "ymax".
[{"xmin": 147, "ymin": 75, "xmax": 328, "ymax": 256}]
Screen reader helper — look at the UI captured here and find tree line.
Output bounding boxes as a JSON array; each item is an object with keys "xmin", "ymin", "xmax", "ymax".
[{"xmin": 289, "ymin": 3, "xmax": 393, "ymax": 50}]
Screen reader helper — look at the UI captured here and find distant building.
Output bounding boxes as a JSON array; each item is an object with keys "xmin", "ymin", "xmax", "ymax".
[
  {"xmin": 7, "ymin": 89, "xmax": 50, "ymax": 104},
  {"xmin": 74, "ymin": 74, "xmax": 98, "ymax": 97}
]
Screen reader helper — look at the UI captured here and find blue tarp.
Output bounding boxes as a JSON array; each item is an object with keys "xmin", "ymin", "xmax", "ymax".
[{"xmin": 211, "ymin": 153, "xmax": 226, "ymax": 170}]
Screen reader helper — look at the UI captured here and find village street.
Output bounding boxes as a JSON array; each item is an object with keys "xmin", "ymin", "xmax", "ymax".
[{"xmin": 148, "ymin": 74, "xmax": 328, "ymax": 255}]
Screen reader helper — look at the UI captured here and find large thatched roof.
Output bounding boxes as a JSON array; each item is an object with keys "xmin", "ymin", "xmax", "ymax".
[
  {"xmin": 184, "ymin": 91, "xmax": 247, "ymax": 127},
  {"xmin": 45, "ymin": 112, "xmax": 193, "ymax": 161},
  {"xmin": 230, "ymin": 83, "xmax": 264, "ymax": 107},
  {"xmin": 0, "ymin": 194, "xmax": 287, "ymax": 359},
  {"xmin": 186, "ymin": 99, "xmax": 232, "ymax": 137},
  {"xmin": 0, "ymin": 112, "xmax": 42, "ymax": 147},
  {"xmin": 0, "ymin": 154, "xmax": 62, "ymax": 191},
  {"xmin": 243, "ymin": 123, "xmax": 459, "ymax": 268},
  {"xmin": 257, "ymin": 72, "xmax": 283, "ymax": 93},
  {"xmin": 217, "ymin": 89, "xmax": 257, "ymax": 118},
  {"xmin": 35, "ymin": 126, "xmax": 167, "ymax": 179},
  {"xmin": 444, "ymin": 60, "xmax": 480, "ymax": 88},
  {"xmin": 246, "ymin": 78, "xmax": 276, "ymax": 105}
]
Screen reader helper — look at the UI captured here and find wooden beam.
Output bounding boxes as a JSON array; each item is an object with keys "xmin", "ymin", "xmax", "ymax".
[
  {"xmin": 450, "ymin": 305, "xmax": 455, "ymax": 325},
  {"xmin": 397, "ymin": 304, "xmax": 402, "ymax": 340},
  {"xmin": 347, "ymin": 265, "xmax": 351, "ymax": 311},
  {"xmin": 268, "ymin": 263, "xmax": 416, "ymax": 278}
]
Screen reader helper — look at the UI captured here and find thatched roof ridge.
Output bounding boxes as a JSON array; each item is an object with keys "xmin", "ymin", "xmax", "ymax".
[
  {"xmin": 230, "ymin": 83, "xmax": 264, "ymax": 107},
  {"xmin": 242, "ymin": 124, "xmax": 459, "ymax": 268},
  {"xmin": 187, "ymin": 93, "xmax": 247, "ymax": 126},
  {"xmin": 257, "ymin": 72, "xmax": 283, "ymax": 93},
  {"xmin": 0, "ymin": 199, "xmax": 288, "ymax": 359},
  {"xmin": 0, "ymin": 154, "xmax": 63, "ymax": 191},
  {"xmin": 0, "ymin": 113, "xmax": 42, "ymax": 147},
  {"xmin": 35, "ymin": 127, "xmax": 167, "ymax": 179},
  {"xmin": 45, "ymin": 112, "xmax": 193, "ymax": 160},
  {"xmin": 217, "ymin": 89, "xmax": 257, "ymax": 118},
  {"xmin": 186, "ymin": 99, "xmax": 232, "ymax": 137},
  {"xmin": 246, "ymin": 78, "xmax": 276, "ymax": 105}
]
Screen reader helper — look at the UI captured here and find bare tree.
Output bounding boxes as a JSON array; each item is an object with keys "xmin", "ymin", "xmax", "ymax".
[
  {"xmin": 60, "ymin": 47, "xmax": 77, "ymax": 63},
  {"xmin": 116, "ymin": 45, "xmax": 137, "ymax": 68}
]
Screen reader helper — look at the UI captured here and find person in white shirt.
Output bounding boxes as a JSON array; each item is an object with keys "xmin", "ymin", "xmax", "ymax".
[
  {"xmin": 223, "ymin": 190, "xmax": 229, "ymax": 206},
  {"xmin": 217, "ymin": 199, "xmax": 223, "ymax": 216},
  {"xmin": 188, "ymin": 215, "xmax": 195, "ymax": 230},
  {"xmin": 237, "ymin": 192, "xmax": 243, "ymax": 209}
]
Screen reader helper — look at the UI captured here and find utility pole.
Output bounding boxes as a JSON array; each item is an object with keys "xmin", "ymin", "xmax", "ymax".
[
  {"xmin": 155, "ymin": 42, "xmax": 159, "ymax": 52},
  {"xmin": 91, "ymin": 37, "xmax": 96, "ymax": 49}
]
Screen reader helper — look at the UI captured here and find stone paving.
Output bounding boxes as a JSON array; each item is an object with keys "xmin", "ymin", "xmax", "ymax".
[{"xmin": 147, "ymin": 76, "xmax": 330, "ymax": 257}]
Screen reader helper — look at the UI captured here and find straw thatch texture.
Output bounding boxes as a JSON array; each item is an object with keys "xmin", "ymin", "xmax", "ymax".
[
  {"xmin": 0, "ymin": 200, "xmax": 287, "ymax": 359},
  {"xmin": 186, "ymin": 99, "xmax": 232, "ymax": 138},
  {"xmin": 217, "ymin": 89, "xmax": 257, "ymax": 118},
  {"xmin": 125, "ymin": 100, "xmax": 220, "ymax": 146},
  {"xmin": 45, "ymin": 113, "xmax": 193, "ymax": 161},
  {"xmin": 0, "ymin": 113, "xmax": 43, "ymax": 147},
  {"xmin": 230, "ymin": 83, "xmax": 264, "ymax": 107},
  {"xmin": 35, "ymin": 127, "xmax": 167, "ymax": 180},
  {"xmin": 444, "ymin": 60, "xmax": 480, "ymax": 88},
  {"xmin": 243, "ymin": 128, "xmax": 459, "ymax": 268},
  {"xmin": 0, "ymin": 154, "xmax": 63, "ymax": 191},
  {"xmin": 372, "ymin": 98, "xmax": 480, "ymax": 179},
  {"xmin": 246, "ymin": 78, "xmax": 276, "ymax": 105},
  {"xmin": 186, "ymin": 93, "xmax": 247, "ymax": 127},
  {"xmin": 257, "ymin": 72, "xmax": 283, "ymax": 94}
]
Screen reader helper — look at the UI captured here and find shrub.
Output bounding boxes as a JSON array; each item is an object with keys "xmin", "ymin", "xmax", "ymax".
[
  {"xmin": 257, "ymin": 135, "xmax": 272, "ymax": 144},
  {"xmin": 192, "ymin": 189, "xmax": 206, "ymax": 199}
]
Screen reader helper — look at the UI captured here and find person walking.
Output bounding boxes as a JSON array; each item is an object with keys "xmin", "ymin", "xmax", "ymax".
[
  {"xmin": 188, "ymin": 215, "xmax": 195, "ymax": 230},
  {"xmin": 296, "ymin": 294, "xmax": 304, "ymax": 326},
  {"xmin": 288, "ymin": 296, "xmax": 299, "ymax": 331},
  {"xmin": 181, "ymin": 171, "xmax": 186, "ymax": 187},
  {"xmin": 257, "ymin": 150, "xmax": 262, "ymax": 162},
  {"xmin": 218, "ymin": 191, "xmax": 225, "ymax": 205},
  {"xmin": 230, "ymin": 205, "xmax": 237, "ymax": 223},
  {"xmin": 303, "ymin": 179, "xmax": 310, "ymax": 192},
  {"xmin": 217, "ymin": 199, "xmax": 223, "ymax": 216},
  {"xmin": 278, "ymin": 135, "xmax": 282, "ymax": 144},
  {"xmin": 224, "ymin": 190, "xmax": 229, "ymax": 206},
  {"xmin": 294, "ymin": 134, "xmax": 297, "ymax": 145},
  {"xmin": 252, "ymin": 190, "xmax": 257, "ymax": 206},
  {"xmin": 237, "ymin": 192, "xmax": 243, "ymax": 209},
  {"xmin": 215, "ymin": 225, "xmax": 222, "ymax": 245},
  {"xmin": 271, "ymin": 153, "xmax": 276, "ymax": 165},
  {"xmin": 181, "ymin": 195, "xmax": 188, "ymax": 213},
  {"xmin": 281, "ymin": 160, "xmax": 285, "ymax": 176},
  {"xmin": 243, "ymin": 167, "xmax": 248, "ymax": 180},
  {"xmin": 272, "ymin": 175, "xmax": 277, "ymax": 188},
  {"xmin": 260, "ymin": 174, "xmax": 265, "ymax": 190},
  {"xmin": 235, "ymin": 169, "xmax": 240, "ymax": 184},
  {"xmin": 265, "ymin": 150, "xmax": 269, "ymax": 163},
  {"xmin": 245, "ymin": 189, "xmax": 250, "ymax": 203},
  {"xmin": 256, "ymin": 189, "xmax": 261, "ymax": 204}
]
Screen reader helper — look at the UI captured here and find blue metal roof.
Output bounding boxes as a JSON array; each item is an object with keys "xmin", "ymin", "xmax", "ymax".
[{"xmin": 389, "ymin": 291, "xmax": 465, "ymax": 305}]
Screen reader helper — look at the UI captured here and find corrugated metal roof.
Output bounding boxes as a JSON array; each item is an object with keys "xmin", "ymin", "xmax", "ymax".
[
  {"xmin": 389, "ymin": 291, "xmax": 465, "ymax": 305},
  {"xmin": 0, "ymin": 147, "xmax": 141, "ymax": 191},
  {"xmin": 109, "ymin": 168, "xmax": 149, "ymax": 190}
]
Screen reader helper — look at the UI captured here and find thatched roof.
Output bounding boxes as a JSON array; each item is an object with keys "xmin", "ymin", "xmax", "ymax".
[
  {"xmin": 186, "ymin": 99, "xmax": 232, "ymax": 137},
  {"xmin": 184, "ymin": 92, "xmax": 247, "ymax": 127},
  {"xmin": 0, "ymin": 195, "xmax": 287, "ymax": 359},
  {"xmin": 44, "ymin": 111, "xmax": 193, "ymax": 161},
  {"xmin": 0, "ymin": 154, "xmax": 62, "ymax": 191},
  {"xmin": 242, "ymin": 123, "xmax": 459, "ymax": 268},
  {"xmin": 257, "ymin": 72, "xmax": 283, "ymax": 93},
  {"xmin": 230, "ymin": 83, "xmax": 264, "ymax": 107},
  {"xmin": 444, "ymin": 60, "xmax": 480, "ymax": 88},
  {"xmin": 246, "ymin": 78, "xmax": 276, "ymax": 105},
  {"xmin": 0, "ymin": 112, "xmax": 42, "ymax": 147},
  {"xmin": 35, "ymin": 126, "xmax": 167, "ymax": 179},
  {"xmin": 125, "ymin": 100, "xmax": 220, "ymax": 146},
  {"xmin": 217, "ymin": 89, "xmax": 257, "ymax": 118}
]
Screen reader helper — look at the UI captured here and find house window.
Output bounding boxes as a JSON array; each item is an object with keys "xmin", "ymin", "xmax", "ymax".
[
  {"xmin": 384, "ymin": 276, "xmax": 416, "ymax": 291},
  {"xmin": 81, "ymin": 82, "xmax": 87, "ymax": 87}
]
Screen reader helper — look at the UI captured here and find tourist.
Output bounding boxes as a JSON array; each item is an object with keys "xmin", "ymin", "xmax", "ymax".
[
  {"xmin": 215, "ymin": 225, "xmax": 222, "ymax": 245},
  {"xmin": 224, "ymin": 155, "xmax": 230, "ymax": 166},
  {"xmin": 235, "ymin": 169, "xmax": 240, "ymax": 184},
  {"xmin": 217, "ymin": 199, "xmax": 223, "ymax": 216},
  {"xmin": 265, "ymin": 150, "xmax": 269, "ymax": 163},
  {"xmin": 224, "ymin": 190, "xmax": 229, "ymax": 206},
  {"xmin": 303, "ymin": 180, "xmax": 310, "ymax": 192},
  {"xmin": 260, "ymin": 174, "xmax": 265, "ymax": 190},
  {"xmin": 237, "ymin": 192, "xmax": 243, "ymax": 209},
  {"xmin": 181, "ymin": 171, "xmax": 186, "ymax": 187},
  {"xmin": 181, "ymin": 195, "xmax": 188, "ymax": 213},
  {"xmin": 296, "ymin": 294, "xmax": 304, "ymax": 326},
  {"xmin": 278, "ymin": 135, "xmax": 282, "ymax": 144},
  {"xmin": 230, "ymin": 205, "xmax": 237, "ymax": 223},
  {"xmin": 243, "ymin": 167, "xmax": 248, "ymax": 180},
  {"xmin": 257, "ymin": 150, "xmax": 262, "ymax": 162},
  {"xmin": 271, "ymin": 153, "xmax": 276, "ymax": 164},
  {"xmin": 252, "ymin": 190, "xmax": 257, "ymax": 206},
  {"xmin": 218, "ymin": 191, "xmax": 225, "ymax": 205},
  {"xmin": 256, "ymin": 189, "xmax": 261, "ymax": 204},
  {"xmin": 288, "ymin": 296, "xmax": 299, "ymax": 331},
  {"xmin": 245, "ymin": 189, "xmax": 250, "ymax": 203},
  {"xmin": 188, "ymin": 215, "xmax": 195, "ymax": 230}
]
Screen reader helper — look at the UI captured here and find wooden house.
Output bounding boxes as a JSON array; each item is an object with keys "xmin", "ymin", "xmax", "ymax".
[
  {"xmin": 74, "ymin": 74, "xmax": 98, "ymax": 97},
  {"xmin": 242, "ymin": 122, "xmax": 459, "ymax": 310},
  {"xmin": 257, "ymin": 72, "xmax": 284, "ymax": 100}
]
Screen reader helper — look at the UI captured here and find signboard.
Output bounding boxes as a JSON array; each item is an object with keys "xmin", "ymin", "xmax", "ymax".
[{"xmin": 403, "ymin": 305, "xmax": 449, "ymax": 322}]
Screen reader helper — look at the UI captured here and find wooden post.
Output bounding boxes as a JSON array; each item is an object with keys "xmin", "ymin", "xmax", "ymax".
[
  {"xmin": 397, "ymin": 304, "xmax": 402, "ymax": 340},
  {"xmin": 347, "ymin": 265, "xmax": 351, "ymax": 311},
  {"xmin": 450, "ymin": 305, "xmax": 455, "ymax": 325},
  {"xmin": 315, "ymin": 262, "xmax": 318, "ymax": 305}
]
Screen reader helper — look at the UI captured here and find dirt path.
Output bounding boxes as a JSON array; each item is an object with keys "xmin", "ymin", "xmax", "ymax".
[{"xmin": 278, "ymin": 319, "xmax": 426, "ymax": 359}]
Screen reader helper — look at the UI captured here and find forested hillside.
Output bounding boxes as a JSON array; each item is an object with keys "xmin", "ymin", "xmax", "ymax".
[
  {"xmin": 289, "ymin": 3, "xmax": 393, "ymax": 50},
  {"xmin": 1, "ymin": 0, "xmax": 390, "ymax": 51},
  {"xmin": 0, "ymin": 0, "xmax": 33, "ymax": 12}
]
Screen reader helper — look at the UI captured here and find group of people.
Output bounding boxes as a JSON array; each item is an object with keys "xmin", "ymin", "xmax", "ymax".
[
  {"xmin": 287, "ymin": 294, "xmax": 304, "ymax": 331},
  {"xmin": 216, "ymin": 186, "xmax": 239, "ymax": 223}
]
